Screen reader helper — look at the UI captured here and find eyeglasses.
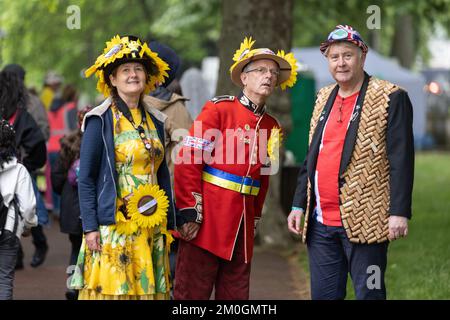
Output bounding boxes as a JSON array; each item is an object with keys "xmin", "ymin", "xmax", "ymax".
[{"xmin": 245, "ymin": 67, "xmax": 280, "ymax": 77}]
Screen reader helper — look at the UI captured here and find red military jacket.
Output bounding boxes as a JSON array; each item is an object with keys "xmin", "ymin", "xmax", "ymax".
[{"xmin": 174, "ymin": 93, "xmax": 281, "ymax": 262}]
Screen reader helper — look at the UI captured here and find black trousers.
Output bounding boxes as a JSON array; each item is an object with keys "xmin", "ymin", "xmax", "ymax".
[
  {"xmin": 17, "ymin": 224, "xmax": 48, "ymax": 262},
  {"xmin": 68, "ymin": 233, "xmax": 82, "ymax": 266}
]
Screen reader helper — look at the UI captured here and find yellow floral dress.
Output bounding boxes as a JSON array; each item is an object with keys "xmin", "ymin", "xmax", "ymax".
[{"xmin": 70, "ymin": 106, "xmax": 172, "ymax": 300}]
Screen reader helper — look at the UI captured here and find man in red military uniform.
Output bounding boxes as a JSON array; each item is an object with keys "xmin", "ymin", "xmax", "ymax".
[{"xmin": 173, "ymin": 37, "xmax": 298, "ymax": 300}]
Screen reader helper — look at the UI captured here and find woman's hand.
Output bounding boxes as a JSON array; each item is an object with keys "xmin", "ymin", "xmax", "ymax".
[{"xmin": 85, "ymin": 231, "xmax": 102, "ymax": 252}]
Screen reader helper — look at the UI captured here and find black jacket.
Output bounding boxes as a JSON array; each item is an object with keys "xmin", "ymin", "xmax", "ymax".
[
  {"xmin": 13, "ymin": 109, "xmax": 47, "ymax": 172},
  {"xmin": 51, "ymin": 155, "xmax": 82, "ymax": 235}
]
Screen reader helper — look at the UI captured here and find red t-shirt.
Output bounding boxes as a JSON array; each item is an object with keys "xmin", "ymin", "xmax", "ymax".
[{"xmin": 314, "ymin": 91, "xmax": 359, "ymax": 226}]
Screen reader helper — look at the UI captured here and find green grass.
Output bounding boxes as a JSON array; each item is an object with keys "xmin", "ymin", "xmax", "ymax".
[{"xmin": 298, "ymin": 152, "xmax": 450, "ymax": 299}]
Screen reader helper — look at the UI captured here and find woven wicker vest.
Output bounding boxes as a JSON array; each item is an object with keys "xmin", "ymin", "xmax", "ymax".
[{"xmin": 302, "ymin": 77, "xmax": 399, "ymax": 244}]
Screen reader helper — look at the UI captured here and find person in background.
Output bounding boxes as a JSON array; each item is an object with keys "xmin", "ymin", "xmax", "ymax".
[
  {"xmin": 40, "ymin": 71, "xmax": 63, "ymax": 111},
  {"xmin": 144, "ymin": 40, "xmax": 193, "ymax": 185},
  {"xmin": 0, "ymin": 70, "xmax": 48, "ymax": 269},
  {"xmin": 143, "ymin": 40, "xmax": 193, "ymax": 295},
  {"xmin": 0, "ymin": 119, "xmax": 37, "ymax": 300},
  {"xmin": 3, "ymin": 64, "xmax": 50, "ymax": 141},
  {"xmin": 46, "ymin": 84, "xmax": 78, "ymax": 218},
  {"xmin": 2, "ymin": 63, "xmax": 50, "ymax": 231},
  {"xmin": 51, "ymin": 106, "xmax": 91, "ymax": 300}
]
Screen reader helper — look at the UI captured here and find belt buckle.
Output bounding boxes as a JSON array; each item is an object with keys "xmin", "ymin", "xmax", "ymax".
[{"xmin": 239, "ymin": 176, "xmax": 254, "ymax": 195}]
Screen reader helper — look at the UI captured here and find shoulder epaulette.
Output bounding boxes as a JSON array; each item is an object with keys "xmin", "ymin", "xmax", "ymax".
[{"xmin": 210, "ymin": 95, "xmax": 235, "ymax": 104}]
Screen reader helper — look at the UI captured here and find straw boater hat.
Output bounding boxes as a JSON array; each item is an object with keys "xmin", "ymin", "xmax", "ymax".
[
  {"xmin": 85, "ymin": 35, "xmax": 170, "ymax": 97},
  {"xmin": 229, "ymin": 37, "xmax": 298, "ymax": 90}
]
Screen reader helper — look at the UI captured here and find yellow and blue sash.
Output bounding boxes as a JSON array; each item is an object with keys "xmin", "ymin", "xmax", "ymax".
[{"xmin": 202, "ymin": 165, "xmax": 260, "ymax": 196}]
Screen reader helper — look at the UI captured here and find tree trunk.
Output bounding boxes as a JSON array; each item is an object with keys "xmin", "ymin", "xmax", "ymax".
[
  {"xmin": 390, "ymin": 14, "xmax": 415, "ymax": 69},
  {"xmin": 217, "ymin": 0, "xmax": 296, "ymax": 249}
]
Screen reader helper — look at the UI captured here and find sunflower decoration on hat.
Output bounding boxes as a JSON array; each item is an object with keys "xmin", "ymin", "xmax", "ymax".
[
  {"xmin": 85, "ymin": 35, "xmax": 170, "ymax": 97},
  {"xmin": 230, "ymin": 36, "xmax": 298, "ymax": 90},
  {"xmin": 126, "ymin": 184, "xmax": 169, "ymax": 229}
]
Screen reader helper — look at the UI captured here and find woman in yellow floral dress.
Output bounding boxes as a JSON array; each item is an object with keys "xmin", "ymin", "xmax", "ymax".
[{"xmin": 70, "ymin": 35, "xmax": 179, "ymax": 299}]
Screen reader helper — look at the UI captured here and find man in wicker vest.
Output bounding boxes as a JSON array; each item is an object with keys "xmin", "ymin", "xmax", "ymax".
[{"xmin": 287, "ymin": 24, "xmax": 414, "ymax": 300}]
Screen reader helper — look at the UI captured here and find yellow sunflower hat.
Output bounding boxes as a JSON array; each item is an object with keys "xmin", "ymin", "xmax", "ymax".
[
  {"xmin": 85, "ymin": 35, "xmax": 170, "ymax": 97},
  {"xmin": 229, "ymin": 36, "xmax": 298, "ymax": 90}
]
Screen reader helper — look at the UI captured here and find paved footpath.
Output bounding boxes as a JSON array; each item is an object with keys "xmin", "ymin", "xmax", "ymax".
[{"xmin": 13, "ymin": 220, "xmax": 310, "ymax": 300}]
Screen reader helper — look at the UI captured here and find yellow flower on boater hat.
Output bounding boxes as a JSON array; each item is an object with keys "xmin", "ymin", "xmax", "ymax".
[
  {"xmin": 127, "ymin": 184, "xmax": 169, "ymax": 229},
  {"xmin": 230, "ymin": 36, "xmax": 298, "ymax": 90},
  {"xmin": 232, "ymin": 36, "xmax": 256, "ymax": 62},
  {"xmin": 85, "ymin": 35, "xmax": 170, "ymax": 97},
  {"xmin": 276, "ymin": 50, "xmax": 298, "ymax": 90}
]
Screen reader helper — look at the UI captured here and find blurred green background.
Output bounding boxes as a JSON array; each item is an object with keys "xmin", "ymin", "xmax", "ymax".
[{"xmin": 1, "ymin": 0, "xmax": 448, "ymax": 98}]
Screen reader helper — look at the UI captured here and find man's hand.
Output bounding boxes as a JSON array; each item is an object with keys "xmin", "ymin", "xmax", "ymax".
[
  {"xmin": 85, "ymin": 231, "xmax": 102, "ymax": 252},
  {"xmin": 287, "ymin": 209, "xmax": 304, "ymax": 235},
  {"xmin": 179, "ymin": 222, "xmax": 201, "ymax": 241},
  {"xmin": 388, "ymin": 216, "xmax": 408, "ymax": 241}
]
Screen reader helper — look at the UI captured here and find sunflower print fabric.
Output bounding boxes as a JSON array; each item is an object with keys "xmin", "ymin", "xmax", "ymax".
[{"xmin": 70, "ymin": 106, "xmax": 172, "ymax": 300}]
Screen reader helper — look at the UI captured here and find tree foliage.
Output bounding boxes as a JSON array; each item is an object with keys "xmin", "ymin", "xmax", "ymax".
[
  {"xmin": 0, "ymin": 0, "xmax": 448, "ymax": 96},
  {"xmin": 292, "ymin": 0, "xmax": 450, "ymax": 68},
  {"xmin": 0, "ymin": 0, "xmax": 220, "ymax": 96}
]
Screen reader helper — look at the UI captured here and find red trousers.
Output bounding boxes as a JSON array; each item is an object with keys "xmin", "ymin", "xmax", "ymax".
[{"xmin": 174, "ymin": 223, "xmax": 251, "ymax": 300}]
